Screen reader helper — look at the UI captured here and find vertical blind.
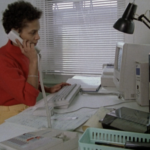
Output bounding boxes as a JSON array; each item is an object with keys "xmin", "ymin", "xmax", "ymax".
[{"xmin": 35, "ymin": 0, "xmax": 125, "ymax": 75}]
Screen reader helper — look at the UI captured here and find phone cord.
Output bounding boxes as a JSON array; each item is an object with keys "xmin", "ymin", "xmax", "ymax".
[{"xmin": 38, "ymin": 53, "xmax": 51, "ymax": 128}]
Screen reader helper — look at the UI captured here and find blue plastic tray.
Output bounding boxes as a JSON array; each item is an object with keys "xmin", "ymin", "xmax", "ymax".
[{"xmin": 79, "ymin": 127, "xmax": 150, "ymax": 150}]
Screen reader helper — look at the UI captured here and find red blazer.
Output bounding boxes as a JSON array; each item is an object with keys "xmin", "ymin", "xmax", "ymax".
[{"xmin": 0, "ymin": 40, "xmax": 39, "ymax": 106}]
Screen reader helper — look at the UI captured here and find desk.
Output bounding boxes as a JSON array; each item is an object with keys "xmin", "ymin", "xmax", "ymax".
[{"xmin": 0, "ymin": 86, "xmax": 149, "ymax": 149}]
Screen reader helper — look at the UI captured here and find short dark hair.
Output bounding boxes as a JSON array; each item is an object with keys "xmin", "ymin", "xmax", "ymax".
[{"xmin": 2, "ymin": 1, "xmax": 42, "ymax": 34}]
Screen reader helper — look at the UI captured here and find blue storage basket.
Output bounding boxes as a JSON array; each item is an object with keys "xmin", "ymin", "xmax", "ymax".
[{"xmin": 79, "ymin": 127, "xmax": 150, "ymax": 150}]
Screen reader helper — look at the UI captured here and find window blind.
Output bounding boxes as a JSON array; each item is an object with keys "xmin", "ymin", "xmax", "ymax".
[{"xmin": 35, "ymin": 0, "xmax": 125, "ymax": 75}]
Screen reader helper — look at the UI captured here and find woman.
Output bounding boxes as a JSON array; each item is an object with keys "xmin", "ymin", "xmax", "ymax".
[{"xmin": 0, "ymin": 1, "xmax": 69, "ymax": 124}]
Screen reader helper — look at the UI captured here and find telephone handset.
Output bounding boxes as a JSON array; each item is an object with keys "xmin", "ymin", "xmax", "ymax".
[
  {"xmin": 7, "ymin": 29, "xmax": 40, "ymax": 53},
  {"xmin": 7, "ymin": 29, "xmax": 23, "ymax": 45}
]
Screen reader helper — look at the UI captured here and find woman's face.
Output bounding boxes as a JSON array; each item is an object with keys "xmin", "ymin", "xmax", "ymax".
[{"xmin": 19, "ymin": 19, "xmax": 40, "ymax": 46}]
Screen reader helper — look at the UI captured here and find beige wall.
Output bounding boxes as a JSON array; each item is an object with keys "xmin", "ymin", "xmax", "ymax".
[{"xmin": 125, "ymin": 0, "xmax": 150, "ymax": 44}]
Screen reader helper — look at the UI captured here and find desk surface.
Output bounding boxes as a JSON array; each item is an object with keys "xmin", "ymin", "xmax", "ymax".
[{"xmin": 0, "ymin": 86, "xmax": 149, "ymax": 149}]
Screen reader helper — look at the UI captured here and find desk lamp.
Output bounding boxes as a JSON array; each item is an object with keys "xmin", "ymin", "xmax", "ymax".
[{"xmin": 113, "ymin": 0, "xmax": 150, "ymax": 34}]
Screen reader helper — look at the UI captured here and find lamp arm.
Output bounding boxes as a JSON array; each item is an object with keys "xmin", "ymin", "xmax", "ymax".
[{"xmin": 134, "ymin": 14, "xmax": 150, "ymax": 29}]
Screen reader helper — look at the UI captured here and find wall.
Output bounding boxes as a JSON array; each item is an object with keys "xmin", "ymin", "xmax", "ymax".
[{"xmin": 125, "ymin": 0, "xmax": 150, "ymax": 44}]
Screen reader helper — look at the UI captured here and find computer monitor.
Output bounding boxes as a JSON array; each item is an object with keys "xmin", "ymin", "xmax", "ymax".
[{"xmin": 113, "ymin": 42, "xmax": 150, "ymax": 100}]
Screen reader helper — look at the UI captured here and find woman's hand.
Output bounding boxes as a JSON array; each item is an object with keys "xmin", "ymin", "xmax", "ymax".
[
  {"xmin": 16, "ymin": 39, "xmax": 37, "ymax": 62},
  {"xmin": 16, "ymin": 39, "xmax": 39, "ymax": 89},
  {"xmin": 45, "ymin": 82, "xmax": 70, "ymax": 93}
]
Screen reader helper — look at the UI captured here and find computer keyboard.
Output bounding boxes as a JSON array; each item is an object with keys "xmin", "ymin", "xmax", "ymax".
[{"xmin": 47, "ymin": 84, "xmax": 81, "ymax": 109}]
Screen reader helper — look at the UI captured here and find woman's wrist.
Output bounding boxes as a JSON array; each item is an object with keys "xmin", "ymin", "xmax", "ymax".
[
  {"xmin": 44, "ymin": 87, "xmax": 51, "ymax": 93},
  {"xmin": 28, "ymin": 75, "xmax": 38, "ymax": 77},
  {"xmin": 29, "ymin": 59, "xmax": 38, "ymax": 64}
]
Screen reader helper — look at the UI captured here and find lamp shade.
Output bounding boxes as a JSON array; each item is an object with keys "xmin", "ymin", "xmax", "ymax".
[{"xmin": 113, "ymin": 3, "xmax": 137, "ymax": 34}]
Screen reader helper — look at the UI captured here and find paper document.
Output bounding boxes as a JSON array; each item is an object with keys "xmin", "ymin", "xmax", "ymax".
[
  {"xmin": 5, "ymin": 109, "xmax": 90, "ymax": 131},
  {"xmin": 0, "ymin": 122, "xmax": 37, "ymax": 142},
  {"xmin": 67, "ymin": 76, "xmax": 101, "ymax": 92},
  {"xmin": 82, "ymin": 107, "xmax": 110, "ymax": 131}
]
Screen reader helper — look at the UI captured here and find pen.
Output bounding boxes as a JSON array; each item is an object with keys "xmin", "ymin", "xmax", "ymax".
[
  {"xmin": 52, "ymin": 117, "xmax": 78, "ymax": 121},
  {"xmin": 95, "ymin": 141, "xmax": 124, "ymax": 148},
  {"xmin": 125, "ymin": 141, "xmax": 150, "ymax": 149},
  {"xmin": 95, "ymin": 141, "xmax": 150, "ymax": 149}
]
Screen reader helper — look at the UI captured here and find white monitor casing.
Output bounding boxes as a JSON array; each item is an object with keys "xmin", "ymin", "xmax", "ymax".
[{"xmin": 113, "ymin": 42, "xmax": 150, "ymax": 100}]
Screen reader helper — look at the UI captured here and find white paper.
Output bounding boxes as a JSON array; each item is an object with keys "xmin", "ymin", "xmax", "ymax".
[
  {"xmin": 5, "ymin": 108, "xmax": 92, "ymax": 131},
  {"xmin": 67, "ymin": 77, "xmax": 101, "ymax": 91},
  {"xmin": 72, "ymin": 75, "xmax": 100, "ymax": 80},
  {"xmin": 0, "ymin": 122, "xmax": 37, "ymax": 142}
]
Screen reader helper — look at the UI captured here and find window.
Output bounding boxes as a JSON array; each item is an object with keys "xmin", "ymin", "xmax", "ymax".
[{"xmin": 35, "ymin": 0, "xmax": 125, "ymax": 75}]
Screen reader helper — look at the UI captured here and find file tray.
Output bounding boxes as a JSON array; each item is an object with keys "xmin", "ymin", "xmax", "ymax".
[{"xmin": 79, "ymin": 127, "xmax": 150, "ymax": 150}]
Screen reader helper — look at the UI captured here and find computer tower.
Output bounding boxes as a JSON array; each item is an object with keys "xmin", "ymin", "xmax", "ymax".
[{"xmin": 136, "ymin": 62, "xmax": 149, "ymax": 106}]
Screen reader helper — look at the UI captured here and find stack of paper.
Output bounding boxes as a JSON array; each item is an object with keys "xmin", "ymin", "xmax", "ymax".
[{"xmin": 67, "ymin": 76, "xmax": 101, "ymax": 92}]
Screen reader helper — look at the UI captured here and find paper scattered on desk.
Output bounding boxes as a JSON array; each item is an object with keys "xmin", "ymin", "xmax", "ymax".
[
  {"xmin": 82, "ymin": 107, "xmax": 110, "ymax": 131},
  {"xmin": 5, "ymin": 111, "xmax": 90, "ymax": 131},
  {"xmin": 0, "ymin": 122, "xmax": 37, "ymax": 142},
  {"xmin": 52, "ymin": 116, "xmax": 78, "ymax": 121},
  {"xmin": 0, "ymin": 146, "xmax": 7, "ymax": 150}
]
